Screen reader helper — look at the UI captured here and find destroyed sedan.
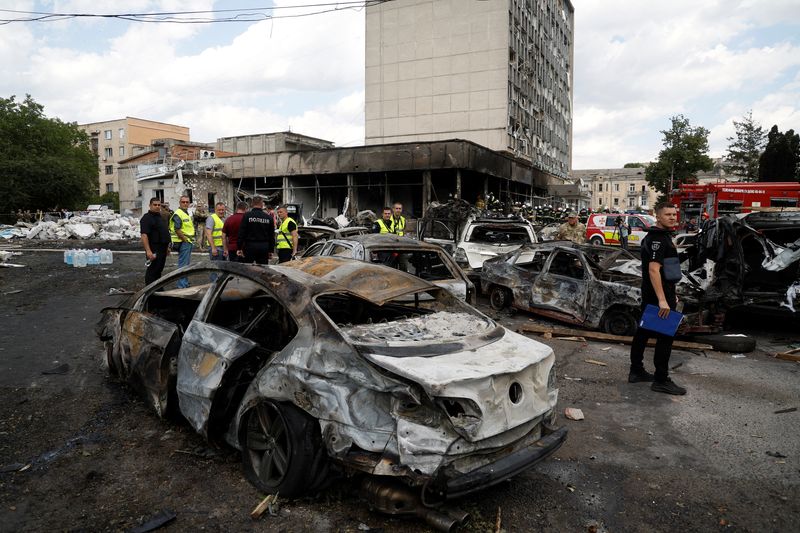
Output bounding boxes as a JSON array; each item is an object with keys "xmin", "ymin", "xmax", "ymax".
[
  {"xmin": 481, "ymin": 242, "xmax": 643, "ymax": 335},
  {"xmin": 97, "ymin": 258, "xmax": 565, "ymax": 511}
]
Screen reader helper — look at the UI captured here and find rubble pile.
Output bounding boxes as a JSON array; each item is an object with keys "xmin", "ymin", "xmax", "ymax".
[{"xmin": 12, "ymin": 211, "xmax": 141, "ymax": 241}]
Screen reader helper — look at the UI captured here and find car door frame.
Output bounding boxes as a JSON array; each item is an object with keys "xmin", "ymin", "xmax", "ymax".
[{"xmin": 529, "ymin": 248, "xmax": 591, "ymax": 323}]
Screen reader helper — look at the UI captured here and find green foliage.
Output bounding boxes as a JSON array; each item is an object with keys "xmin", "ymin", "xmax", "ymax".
[
  {"xmin": 725, "ymin": 110, "xmax": 766, "ymax": 181},
  {"xmin": 91, "ymin": 191, "xmax": 120, "ymax": 211},
  {"xmin": 623, "ymin": 162, "xmax": 646, "ymax": 168},
  {"xmin": 758, "ymin": 125, "xmax": 800, "ymax": 182},
  {"xmin": 645, "ymin": 114, "xmax": 714, "ymax": 195},
  {"xmin": 0, "ymin": 95, "xmax": 98, "ymax": 213}
]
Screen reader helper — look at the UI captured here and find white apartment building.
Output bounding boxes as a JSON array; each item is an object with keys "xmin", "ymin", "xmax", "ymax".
[{"xmin": 365, "ymin": 0, "xmax": 574, "ymax": 179}]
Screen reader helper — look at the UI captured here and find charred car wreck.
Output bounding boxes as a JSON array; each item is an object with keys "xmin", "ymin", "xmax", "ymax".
[{"xmin": 98, "ymin": 258, "xmax": 565, "ymax": 530}]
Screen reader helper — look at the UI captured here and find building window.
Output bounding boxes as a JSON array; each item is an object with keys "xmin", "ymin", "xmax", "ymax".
[
  {"xmin": 104, "ymin": 147, "xmax": 113, "ymax": 158},
  {"xmin": 104, "ymin": 165, "xmax": 113, "ymax": 175},
  {"xmin": 106, "ymin": 183, "xmax": 114, "ymax": 193},
  {"xmin": 629, "ymin": 184, "xmax": 635, "ymax": 193},
  {"xmin": 614, "ymin": 184, "xmax": 620, "ymax": 192},
  {"xmin": 613, "ymin": 197, "xmax": 619, "ymax": 206},
  {"xmin": 628, "ymin": 197, "xmax": 635, "ymax": 207},
  {"xmin": 104, "ymin": 130, "xmax": 112, "ymax": 140},
  {"xmin": 118, "ymin": 128, "xmax": 125, "ymax": 139},
  {"xmin": 208, "ymin": 193, "xmax": 216, "ymax": 209},
  {"xmin": 597, "ymin": 183, "xmax": 603, "ymax": 192},
  {"xmin": 185, "ymin": 189, "xmax": 193, "ymax": 203},
  {"xmin": 599, "ymin": 199, "xmax": 603, "ymax": 207},
  {"xmin": 641, "ymin": 185, "xmax": 646, "ymax": 193},
  {"xmin": 154, "ymin": 189, "xmax": 165, "ymax": 203},
  {"xmin": 119, "ymin": 146, "xmax": 125, "ymax": 157}
]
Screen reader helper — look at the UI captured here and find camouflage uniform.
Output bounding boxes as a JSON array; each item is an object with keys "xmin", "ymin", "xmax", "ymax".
[{"xmin": 556, "ymin": 221, "xmax": 586, "ymax": 244}]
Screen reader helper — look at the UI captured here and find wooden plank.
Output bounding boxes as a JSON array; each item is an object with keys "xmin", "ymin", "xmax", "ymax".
[
  {"xmin": 516, "ymin": 324, "xmax": 714, "ymax": 351},
  {"xmin": 584, "ymin": 359, "xmax": 607, "ymax": 366},
  {"xmin": 775, "ymin": 351, "xmax": 800, "ymax": 362}
]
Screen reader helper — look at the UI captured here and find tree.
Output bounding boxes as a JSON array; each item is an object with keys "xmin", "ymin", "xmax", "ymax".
[
  {"xmin": 623, "ymin": 162, "xmax": 646, "ymax": 168},
  {"xmin": 0, "ymin": 95, "xmax": 97, "ymax": 213},
  {"xmin": 645, "ymin": 115, "xmax": 714, "ymax": 198},
  {"xmin": 758, "ymin": 125, "xmax": 800, "ymax": 182},
  {"xmin": 725, "ymin": 110, "xmax": 766, "ymax": 181}
]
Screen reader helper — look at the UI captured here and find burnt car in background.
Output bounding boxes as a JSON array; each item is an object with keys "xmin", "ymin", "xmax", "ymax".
[
  {"xmin": 481, "ymin": 242, "xmax": 643, "ymax": 336},
  {"xmin": 97, "ymin": 258, "xmax": 564, "ymax": 528},
  {"xmin": 296, "ymin": 225, "xmax": 369, "ymax": 254},
  {"xmin": 302, "ymin": 233, "xmax": 475, "ymax": 303}
]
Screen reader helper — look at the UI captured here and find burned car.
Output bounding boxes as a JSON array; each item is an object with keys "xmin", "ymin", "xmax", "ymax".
[
  {"xmin": 302, "ymin": 233, "xmax": 475, "ymax": 303},
  {"xmin": 97, "ymin": 258, "xmax": 565, "ymax": 525},
  {"xmin": 481, "ymin": 242, "xmax": 643, "ymax": 335},
  {"xmin": 296, "ymin": 224, "xmax": 369, "ymax": 254}
]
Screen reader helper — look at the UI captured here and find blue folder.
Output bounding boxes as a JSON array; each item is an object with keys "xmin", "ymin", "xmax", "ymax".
[{"xmin": 639, "ymin": 304, "xmax": 683, "ymax": 337}]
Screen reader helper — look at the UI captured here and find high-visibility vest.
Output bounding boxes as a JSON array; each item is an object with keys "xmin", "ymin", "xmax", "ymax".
[
  {"xmin": 376, "ymin": 219, "xmax": 393, "ymax": 234},
  {"xmin": 276, "ymin": 216, "xmax": 295, "ymax": 249},
  {"xmin": 210, "ymin": 213, "xmax": 224, "ymax": 247},
  {"xmin": 169, "ymin": 208, "xmax": 195, "ymax": 243},
  {"xmin": 393, "ymin": 215, "xmax": 406, "ymax": 236}
]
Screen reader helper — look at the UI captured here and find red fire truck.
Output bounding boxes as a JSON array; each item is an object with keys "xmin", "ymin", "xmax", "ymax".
[{"xmin": 670, "ymin": 182, "xmax": 800, "ymax": 221}]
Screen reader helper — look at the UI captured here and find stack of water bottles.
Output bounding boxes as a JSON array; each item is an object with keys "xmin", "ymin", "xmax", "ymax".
[{"xmin": 63, "ymin": 248, "xmax": 114, "ymax": 268}]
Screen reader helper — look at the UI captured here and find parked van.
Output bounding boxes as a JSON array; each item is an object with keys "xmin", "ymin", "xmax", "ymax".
[{"xmin": 586, "ymin": 213, "xmax": 656, "ymax": 247}]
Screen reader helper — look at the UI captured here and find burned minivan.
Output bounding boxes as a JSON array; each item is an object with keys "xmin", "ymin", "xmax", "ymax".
[
  {"xmin": 481, "ymin": 242, "xmax": 643, "ymax": 335},
  {"xmin": 97, "ymin": 258, "xmax": 565, "ymax": 525}
]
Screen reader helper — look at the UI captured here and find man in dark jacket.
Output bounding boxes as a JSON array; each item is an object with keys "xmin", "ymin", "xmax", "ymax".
[
  {"xmin": 237, "ymin": 196, "xmax": 274, "ymax": 264},
  {"xmin": 628, "ymin": 201, "xmax": 686, "ymax": 395},
  {"xmin": 140, "ymin": 197, "xmax": 170, "ymax": 284}
]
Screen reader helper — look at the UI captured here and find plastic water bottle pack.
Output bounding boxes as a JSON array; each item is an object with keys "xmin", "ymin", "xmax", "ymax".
[{"xmin": 64, "ymin": 248, "xmax": 113, "ymax": 268}]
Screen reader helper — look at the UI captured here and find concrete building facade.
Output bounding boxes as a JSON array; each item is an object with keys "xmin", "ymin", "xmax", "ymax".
[
  {"xmin": 365, "ymin": 0, "xmax": 574, "ymax": 179},
  {"xmin": 78, "ymin": 117, "xmax": 190, "ymax": 196}
]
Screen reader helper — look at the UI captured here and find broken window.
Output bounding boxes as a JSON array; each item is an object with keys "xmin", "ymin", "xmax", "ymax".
[
  {"xmin": 303, "ymin": 241, "xmax": 326, "ymax": 257},
  {"xmin": 368, "ymin": 250, "xmax": 455, "ymax": 281},
  {"xmin": 141, "ymin": 272, "xmax": 215, "ymax": 329},
  {"xmin": 315, "ymin": 291, "xmax": 441, "ymax": 327},
  {"xmin": 330, "ymin": 244, "xmax": 354, "ymax": 257},
  {"xmin": 467, "ymin": 225, "xmax": 532, "ymax": 244},
  {"xmin": 206, "ymin": 276, "xmax": 298, "ymax": 351},
  {"xmin": 514, "ymin": 250, "xmax": 551, "ymax": 273},
  {"xmin": 548, "ymin": 251, "xmax": 585, "ymax": 279}
]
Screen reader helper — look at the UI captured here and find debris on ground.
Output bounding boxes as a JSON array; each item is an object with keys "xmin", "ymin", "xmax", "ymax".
[
  {"xmin": 517, "ymin": 324, "xmax": 714, "ymax": 351},
  {"xmin": 129, "ymin": 509, "xmax": 177, "ymax": 533},
  {"xmin": 671, "ymin": 362, "xmax": 684, "ymax": 371},
  {"xmin": 494, "ymin": 506, "xmax": 502, "ymax": 533},
  {"xmin": 766, "ymin": 451, "xmax": 788, "ymax": 459},
  {"xmin": 774, "ymin": 347, "xmax": 800, "ymax": 362},
  {"xmin": 250, "ymin": 493, "xmax": 280, "ymax": 520},
  {"xmin": 41, "ymin": 363, "xmax": 69, "ymax": 375},
  {"xmin": 560, "ymin": 336, "xmax": 587, "ymax": 342},
  {"xmin": 13, "ymin": 211, "xmax": 140, "ymax": 241},
  {"xmin": 565, "ymin": 408, "xmax": 585, "ymax": 421},
  {"xmin": 584, "ymin": 359, "xmax": 607, "ymax": 367},
  {"xmin": 774, "ymin": 407, "xmax": 797, "ymax": 414},
  {"xmin": 731, "ymin": 354, "xmax": 747, "ymax": 359}
]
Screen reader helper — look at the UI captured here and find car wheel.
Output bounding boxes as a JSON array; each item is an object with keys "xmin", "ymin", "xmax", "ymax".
[
  {"xmin": 685, "ymin": 334, "xmax": 756, "ymax": 353},
  {"xmin": 590, "ymin": 236, "xmax": 604, "ymax": 246},
  {"xmin": 241, "ymin": 400, "xmax": 327, "ymax": 498},
  {"xmin": 601, "ymin": 308, "xmax": 638, "ymax": 336},
  {"xmin": 489, "ymin": 285, "xmax": 511, "ymax": 310}
]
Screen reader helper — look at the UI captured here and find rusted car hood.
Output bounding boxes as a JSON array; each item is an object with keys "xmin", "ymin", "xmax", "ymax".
[{"xmin": 280, "ymin": 256, "xmax": 436, "ymax": 305}]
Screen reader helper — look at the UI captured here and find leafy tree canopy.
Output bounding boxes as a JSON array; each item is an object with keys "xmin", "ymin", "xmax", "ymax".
[
  {"xmin": 0, "ymin": 95, "xmax": 97, "ymax": 213},
  {"xmin": 758, "ymin": 125, "xmax": 800, "ymax": 182},
  {"xmin": 623, "ymin": 162, "xmax": 646, "ymax": 168},
  {"xmin": 725, "ymin": 110, "xmax": 766, "ymax": 182},
  {"xmin": 645, "ymin": 114, "xmax": 714, "ymax": 196}
]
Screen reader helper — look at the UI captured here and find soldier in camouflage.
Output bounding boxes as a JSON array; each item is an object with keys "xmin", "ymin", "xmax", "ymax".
[{"xmin": 556, "ymin": 211, "xmax": 586, "ymax": 244}]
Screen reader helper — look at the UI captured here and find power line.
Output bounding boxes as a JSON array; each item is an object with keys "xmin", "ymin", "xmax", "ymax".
[{"xmin": 0, "ymin": 1, "xmax": 395, "ymax": 25}]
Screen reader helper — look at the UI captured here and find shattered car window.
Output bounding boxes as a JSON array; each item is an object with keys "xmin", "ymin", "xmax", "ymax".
[
  {"xmin": 315, "ymin": 289, "xmax": 451, "ymax": 326},
  {"xmin": 548, "ymin": 251, "xmax": 586, "ymax": 280},
  {"xmin": 142, "ymin": 273, "xmax": 214, "ymax": 328},
  {"xmin": 513, "ymin": 250, "xmax": 551, "ymax": 273},
  {"xmin": 420, "ymin": 219, "xmax": 458, "ymax": 241},
  {"xmin": 368, "ymin": 250, "xmax": 454, "ymax": 281},
  {"xmin": 467, "ymin": 225, "xmax": 532, "ymax": 245},
  {"xmin": 330, "ymin": 244, "xmax": 354, "ymax": 257}
]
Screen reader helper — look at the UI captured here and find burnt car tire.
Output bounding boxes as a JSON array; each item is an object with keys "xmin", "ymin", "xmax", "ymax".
[
  {"xmin": 489, "ymin": 286, "xmax": 512, "ymax": 310},
  {"xmin": 241, "ymin": 400, "xmax": 327, "ymax": 498},
  {"xmin": 601, "ymin": 308, "xmax": 638, "ymax": 337},
  {"xmin": 685, "ymin": 334, "xmax": 756, "ymax": 353}
]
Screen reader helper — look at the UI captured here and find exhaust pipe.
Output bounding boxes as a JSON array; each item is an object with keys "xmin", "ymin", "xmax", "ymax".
[{"xmin": 361, "ymin": 477, "xmax": 469, "ymax": 532}]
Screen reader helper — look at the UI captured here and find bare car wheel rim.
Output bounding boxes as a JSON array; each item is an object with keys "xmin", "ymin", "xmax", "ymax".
[
  {"xmin": 246, "ymin": 402, "xmax": 290, "ymax": 487},
  {"xmin": 607, "ymin": 312, "xmax": 634, "ymax": 336},
  {"xmin": 490, "ymin": 287, "xmax": 508, "ymax": 309}
]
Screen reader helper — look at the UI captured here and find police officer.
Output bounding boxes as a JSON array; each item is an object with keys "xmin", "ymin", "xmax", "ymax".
[
  {"xmin": 373, "ymin": 207, "xmax": 394, "ymax": 234},
  {"xmin": 237, "ymin": 196, "xmax": 274, "ymax": 264},
  {"xmin": 391, "ymin": 202, "xmax": 406, "ymax": 236},
  {"xmin": 169, "ymin": 195, "xmax": 195, "ymax": 288},
  {"xmin": 205, "ymin": 202, "xmax": 227, "ymax": 261},
  {"xmin": 628, "ymin": 201, "xmax": 686, "ymax": 395},
  {"xmin": 139, "ymin": 197, "xmax": 170, "ymax": 285},
  {"xmin": 275, "ymin": 204, "xmax": 299, "ymax": 263}
]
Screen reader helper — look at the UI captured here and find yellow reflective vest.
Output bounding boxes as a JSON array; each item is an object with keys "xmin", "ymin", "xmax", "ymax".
[
  {"xmin": 276, "ymin": 216, "xmax": 295, "ymax": 249},
  {"xmin": 392, "ymin": 215, "xmax": 406, "ymax": 236},
  {"xmin": 376, "ymin": 219, "xmax": 393, "ymax": 234},
  {"xmin": 210, "ymin": 213, "xmax": 224, "ymax": 247},
  {"xmin": 169, "ymin": 208, "xmax": 195, "ymax": 243}
]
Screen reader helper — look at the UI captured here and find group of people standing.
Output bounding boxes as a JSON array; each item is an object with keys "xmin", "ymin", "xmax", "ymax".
[
  {"xmin": 139, "ymin": 195, "xmax": 300, "ymax": 286},
  {"xmin": 372, "ymin": 202, "xmax": 406, "ymax": 236}
]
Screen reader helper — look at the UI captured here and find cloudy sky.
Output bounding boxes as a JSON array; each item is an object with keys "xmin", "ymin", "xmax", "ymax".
[{"xmin": 2, "ymin": 0, "xmax": 799, "ymax": 170}]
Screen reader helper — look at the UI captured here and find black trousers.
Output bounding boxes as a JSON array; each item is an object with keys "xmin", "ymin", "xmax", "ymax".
[
  {"xmin": 277, "ymin": 248, "xmax": 293, "ymax": 263},
  {"xmin": 630, "ymin": 300, "xmax": 676, "ymax": 382},
  {"xmin": 243, "ymin": 242, "xmax": 270, "ymax": 265},
  {"xmin": 145, "ymin": 243, "xmax": 169, "ymax": 285}
]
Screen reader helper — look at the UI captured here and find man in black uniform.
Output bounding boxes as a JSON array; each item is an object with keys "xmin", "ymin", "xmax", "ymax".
[
  {"xmin": 237, "ymin": 196, "xmax": 274, "ymax": 264},
  {"xmin": 139, "ymin": 197, "xmax": 170, "ymax": 284},
  {"xmin": 629, "ymin": 201, "xmax": 686, "ymax": 395}
]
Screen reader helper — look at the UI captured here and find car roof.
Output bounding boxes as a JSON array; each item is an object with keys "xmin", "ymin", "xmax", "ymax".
[{"xmin": 337, "ymin": 233, "xmax": 444, "ymax": 250}]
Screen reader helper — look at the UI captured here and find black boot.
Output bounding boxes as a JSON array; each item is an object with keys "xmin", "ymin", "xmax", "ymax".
[
  {"xmin": 651, "ymin": 378, "xmax": 687, "ymax": 395},
  {"xmin": 628, "ymin": 368, "xmax": 655, "ymax": 383}
]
